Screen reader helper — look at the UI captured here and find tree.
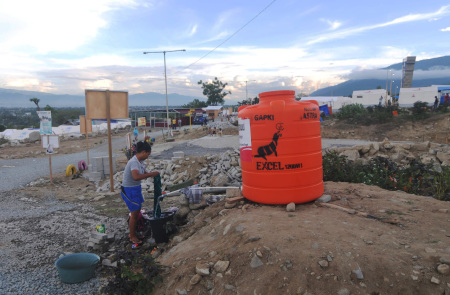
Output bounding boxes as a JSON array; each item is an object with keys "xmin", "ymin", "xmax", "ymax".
[
  {"xmin": 197, "ymin": 77, "xmax": 231, "ymax": 106},
  {"xmin": 30, "ymin": 98, "xmax": 41, "ymax": 111},
  {"xmin": 44, "ymin": 104, "xmax": 56, "ymax": 112},
  {"xmin": 182, "ymin": 99, "xmax": 207, "ymax": 108},
  {"xmin": 376, "ymin": 86, "xmax": 382, "ymax": 89},
  {"xmin": 237, "ymin": 96, "xmax": 259, "ymax": 106}
]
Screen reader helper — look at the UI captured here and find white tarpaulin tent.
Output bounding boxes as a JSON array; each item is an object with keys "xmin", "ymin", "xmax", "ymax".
[{"xmin": 0, "ymin": 121, "xmax": 131, "ymax": 142}]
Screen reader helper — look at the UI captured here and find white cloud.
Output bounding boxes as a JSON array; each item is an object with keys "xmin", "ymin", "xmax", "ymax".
[
  {"xmin": 441, "ymin": 27, "xmax": 450, "ymax": 31},
  {"xmin": 308, "ymin": 5, "xmax": 450, "ymax": 45},
  {"xmin": 80, "ymin": 79, "xmax": 114, "ymax": 90},
  {"xmin": 0, "ymin": 0, "xmax": 145, "ymax": 53},
  {"xmin": 320, "ymin": 18, "xmax": 342, "ymax": 30}
]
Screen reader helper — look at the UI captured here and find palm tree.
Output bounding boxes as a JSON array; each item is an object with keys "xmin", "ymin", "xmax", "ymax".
[{"xmin": 30, "ymin": 98, "xmax": 41, "ymax": 111}]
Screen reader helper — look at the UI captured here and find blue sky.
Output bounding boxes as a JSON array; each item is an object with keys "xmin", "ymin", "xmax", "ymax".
[{"xmin": 1, "ymin": 0, "xmax": 449, "ymax": 103}]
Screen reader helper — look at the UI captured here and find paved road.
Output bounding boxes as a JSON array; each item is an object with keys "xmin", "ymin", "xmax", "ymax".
[{"xmin": 0, "ymin": 129, "xmax": 373, "ymax": 192}]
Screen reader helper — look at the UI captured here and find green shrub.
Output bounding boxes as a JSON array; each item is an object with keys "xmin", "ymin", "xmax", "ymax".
[
  {"xmin": 337, "ymin": 104, "xmax": 367, "ymax": 121},
  {"xmin": 323, "ymin": 152, "xmax": 449, "ymax": 201},
  {"xmin": 102, "ymin": 249, "xmax": 162, "ymax": 295}
]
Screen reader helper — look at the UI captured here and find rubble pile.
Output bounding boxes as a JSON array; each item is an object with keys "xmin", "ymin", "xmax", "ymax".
[
  {"xmin": 97, "ymin": 149, "xmax": 242, "ymax": 193},
  {"xmin": 329, "ymin": 140, "xmax": 450, "ymax": 168}
]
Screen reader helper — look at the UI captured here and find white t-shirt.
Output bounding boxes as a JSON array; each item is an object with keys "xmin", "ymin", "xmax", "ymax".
[{"xmin": 122, "ymin": 155, "xmax": 147, "ymax": 187}]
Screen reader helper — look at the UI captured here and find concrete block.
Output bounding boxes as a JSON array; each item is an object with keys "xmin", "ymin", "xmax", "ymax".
[
  {"xmin": 89, "ymin": 236, "xmax": 104, "ymax": 244},
  {"xmin": 91, "ymin": 232, "xmax": 107, "ymax": 240},
  {"xmin": 92, "ymin": 157, "xmax": 104, "ymax": 171},
  {"xmin": 173, "ymin": 151, "xmax": 184, "ymax": 158},
  {"xmin": 103, "ymin": 156, "xmax": 117, "ymax": 174},
  {"xmin": 89, "ymin": 171, "xmax": 104, "ymax": 182}
]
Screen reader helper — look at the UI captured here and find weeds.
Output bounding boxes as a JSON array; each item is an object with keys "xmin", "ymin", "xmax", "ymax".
[
  {"xmin": 323, "ymin": 151, "xmax": 450, "ymax": 201},
  {"xmin": 101, "ymin": 250, "xmax": 162, "ymax": 295}
]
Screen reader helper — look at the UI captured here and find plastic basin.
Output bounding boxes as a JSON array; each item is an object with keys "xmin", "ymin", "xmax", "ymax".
[{"xmin": 55, "ymin": 252, "xmax": 100, "ymax": 284}]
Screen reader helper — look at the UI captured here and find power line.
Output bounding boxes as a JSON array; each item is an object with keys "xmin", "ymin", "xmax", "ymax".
[{"xmin": 172, "ymin": 0, "xmax": 277, "ymax": 76}]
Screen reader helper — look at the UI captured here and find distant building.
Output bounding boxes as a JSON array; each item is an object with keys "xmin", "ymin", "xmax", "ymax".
[
  {"xmin": 204, "ymin": 106, "xmax": 223, "ymax": 119},
  {"xmin": 399, "ymin": 85, "xmax": 450, "ymax": 105},
  {"xmin": 351, "ymin": 89, "xmax": 388, "ymax": 105}
]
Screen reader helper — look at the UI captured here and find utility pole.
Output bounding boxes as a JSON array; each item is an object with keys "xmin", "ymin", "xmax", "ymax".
[
  {"xmin": 143, "ymin": 49, "xmax": 186, "ymax": 136},
  {"xmin": 385, "ymin": 69, "xmax": 390, "ymax": 107},
  {"xmin": 245, "ymin": 80, "xmax": 256, "ymax": 104}
]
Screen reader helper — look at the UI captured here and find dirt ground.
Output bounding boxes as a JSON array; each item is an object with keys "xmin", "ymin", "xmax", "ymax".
[
  {"xmin": 152, "ymin": 182, "xmax": 450, "ymax": 295},
  {"xmin": 5, "ymin": 118, "xmax": 450, "ymax": 294},
  {"xmin": 321, "ymin": 112, "xmax": 450, "ymax": 144}
]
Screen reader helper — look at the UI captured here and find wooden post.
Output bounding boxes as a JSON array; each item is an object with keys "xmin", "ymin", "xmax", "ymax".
[
  {"xmin": 49, "ymin": 153, "xmax": 53, "ymax": 184},
  {"xmin": 86, "ymin": 131, "xmax": 90, "ymax": 165},
  {"xmin": 106, "ymin": 90, "xmax": 115, "ymax": 192}
]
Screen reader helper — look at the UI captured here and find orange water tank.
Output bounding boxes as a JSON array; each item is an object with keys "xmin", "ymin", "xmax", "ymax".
[{"xmin": 238, "ymin": 90, "xmax": 323, "ymax": 204}]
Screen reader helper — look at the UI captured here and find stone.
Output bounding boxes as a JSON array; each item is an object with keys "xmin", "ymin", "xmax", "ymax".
[
  {"xmin": 190, "ymin": 274, "xmax": 202, "ymax": 285},
  {"xmin": 340, "ymin": 150, "xmax": 360, "ymax": 161},
  {"xmin": 437, "ymin": 264, "xmax": 450, "ymax": 275},
  {"xmin": 352, "ymin": 268, "xmax": 364, "ymax": 280},
  {"xmin": 316, "ymin": 194, "xmax": 332, "ymax": 203},
  {"xmin": 90, "ymin": 232, "xmax": 107, "ymax": 240},
  {"xmin": 250, "ymin": 255, "xmax": 263, "ymax": 268},
  {"xmin": 93, "ymin": 195, "xmax": 105, "ymax": 201},
  {"xmin": 226, "ymin": 188, "xmax": 242, "ymax": 199},
  {"xmin": 431, "ymin": 277, "xmax": 440, "ymax": 284},
  {"xmin": 224, "ymin": 202, "xmax": 236, "ymax": 209},
  {"xmin": 436, "ymin": 151, "xmax": 450, "ymax": 165},
  {"xmin": 173, "ymin": 236, "xmax": 184, "ymax": 243},
  {"xmin": 337, "ymin": 289, "xmax": 350, "ymax": 295},
  {"xmin": 248, "ymin": 236, "xmax": 261, "ymax": 242},
  {"xmin": 223, "ymin": 224, "xmax": 231, "ymax": 235},
  {"xmin": 195, "ymin": 262, "xmax": 210, "ymax": 276},
  {"xmin": 211, "ymin": 173, "xmax": 229, "ymax": 186},
  {"xmin": 209, "ymin": 251, "xmax": 217, "ymax": 258},
  {"xmin": 214, "ymin": 260, "xmax": 230, "ymax": 273},
  {"xmin": 102, "ymin": 259, "xmax": 117, "ymax": 268},
  {"xmin": 412, "ymin": 141, "xmax": 430, "ymax": 152},
  {"xmin": 318, "ymin": 260, "xmax": 328, "ymax": 269},
  {"xmin": 425, "ymin": 247, "xmax": 436, "ymax": 253},
  {"xmin": 286, "ymin": 202, "xmax": 295, "ymax": 212}
]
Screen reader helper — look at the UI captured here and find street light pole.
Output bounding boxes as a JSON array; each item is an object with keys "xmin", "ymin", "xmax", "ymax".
[
  {"xmin": 245, "ymin": 80, "xmax": 256, "ymax": 104},
  {"xmin": 143, "ymin": 49, "xmax": 186, "ymax": 136},
  {"xmin": 390, "ymin": 73, "xmax": 394, "ymax": 104},
  {"xmin": 385, "ymin": 69, "xmax": 390, "ymax": 107}
]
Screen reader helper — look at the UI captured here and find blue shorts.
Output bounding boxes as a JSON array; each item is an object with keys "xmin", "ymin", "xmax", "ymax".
[{"xmin": 121, "ymin": 186, "xmax": 144, "ymax": 212}]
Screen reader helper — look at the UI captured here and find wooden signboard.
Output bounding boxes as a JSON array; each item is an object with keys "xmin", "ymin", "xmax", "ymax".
[
  {"xmin": 84, "ymin": 89, "xmax": 129, "ymax": 192},
  {"xmin": 85, "ymin": 90, "xmax": 129, "ymax": 119},
  {"xmin": 79, "ymin": 115, "xmax": 92, "ymax": 134}
]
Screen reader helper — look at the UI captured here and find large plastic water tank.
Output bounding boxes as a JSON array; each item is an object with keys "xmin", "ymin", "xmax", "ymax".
[{"xmin": 238, "ymin": 90, "xmax": 323, "ymax": 204}]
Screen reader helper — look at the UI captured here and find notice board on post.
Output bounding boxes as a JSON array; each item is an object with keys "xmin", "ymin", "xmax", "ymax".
[
  {"xmin": 79, "ymin": 115, "xmax": 92, "ymax": 134},
  {"xmin": 85, "ymin": 90, "xmax": 129, "ymax": 120}
]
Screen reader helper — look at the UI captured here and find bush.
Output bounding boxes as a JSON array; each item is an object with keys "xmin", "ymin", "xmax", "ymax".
[
  {"xmin": 322, "ymin": 151, "xmax": 449, "ymax": 201},
  {"xmin": 102, "ymin": 249, "xmax": 162, "ymax": 295},
  {"xmin": 337, "ymin": 104, "xmax": 367, "ymax": 121}
]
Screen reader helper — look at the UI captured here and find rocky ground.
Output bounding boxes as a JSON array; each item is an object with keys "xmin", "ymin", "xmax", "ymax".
[{"xmin": 0, "ymin": 116, "xmax": 449, "ymax": 294}]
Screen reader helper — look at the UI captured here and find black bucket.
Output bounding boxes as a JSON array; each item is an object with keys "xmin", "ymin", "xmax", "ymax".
[{"xmin": 149, "ymin": 212, "xmax": 175, "ymax": 243}]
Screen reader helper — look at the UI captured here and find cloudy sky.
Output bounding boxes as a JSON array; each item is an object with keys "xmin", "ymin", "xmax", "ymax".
[{"xmin": 1, "ymin": 0, "xmax": 449, "ymax": 103}]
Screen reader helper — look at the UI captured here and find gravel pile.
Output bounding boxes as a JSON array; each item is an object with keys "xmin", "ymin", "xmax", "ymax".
[{"xmin": 0, "ymin": 191, "xmax": 124, "ymax": 295}]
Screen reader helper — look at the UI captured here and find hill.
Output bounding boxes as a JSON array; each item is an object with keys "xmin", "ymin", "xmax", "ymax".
[
  {"xmin": 0, "ymin": 88, "xmax": 205, "ymax": 108},
  {"xmin": 311, "ymin": 56, "xmax": 450, "ymax": 96}
]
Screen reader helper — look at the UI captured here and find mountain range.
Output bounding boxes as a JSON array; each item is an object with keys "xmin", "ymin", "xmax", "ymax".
[
  {"xmin": 0, "ymin": 88, "xmax": 205, "ymax": 108},
  {"xmin": 310, "ymin": 56, "xmax": 450, "ymax": 96},
  {"xmin": 1, "ymin": 56, "xmax": 449, "ymax": 107}
]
